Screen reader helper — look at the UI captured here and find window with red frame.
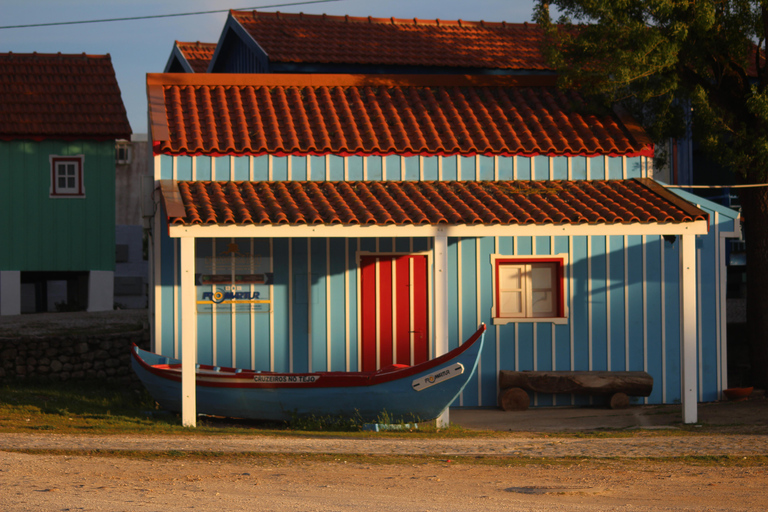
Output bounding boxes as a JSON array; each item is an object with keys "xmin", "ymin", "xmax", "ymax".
[
  {"xmin": 493, "ymin": 257, "xmax": 565, "ymax": 321},
  {"xmin": 50, "ymin": 156, "xmax": 84, "ymax": 197}
]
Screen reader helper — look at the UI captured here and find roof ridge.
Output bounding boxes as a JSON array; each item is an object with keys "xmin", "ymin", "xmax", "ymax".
[
  {"xmin": 0, "ymin": 51, "xmax": 111, "ymax": 60},
  {"xmin": 230, "ymin": 9, "xmax": 535, "ymax": 30},
  {"xmin": 146, "ymin": 73, "xmax": 559, "ymax": 88}
]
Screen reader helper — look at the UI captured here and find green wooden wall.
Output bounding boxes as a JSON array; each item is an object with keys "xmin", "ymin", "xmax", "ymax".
[{"xmin": 0, "ymin": 140, "xmax": 115, "ymax": 271}]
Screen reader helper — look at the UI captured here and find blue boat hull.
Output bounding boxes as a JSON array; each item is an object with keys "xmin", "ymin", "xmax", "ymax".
[{"xmin": 132, "ymin": 325, "xmax": 485, "ymax": 422}]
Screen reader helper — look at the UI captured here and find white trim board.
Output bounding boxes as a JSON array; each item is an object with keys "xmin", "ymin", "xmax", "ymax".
[{"xmin": 168, "ymin": 221, "xmax": 709, "ymax": 239}]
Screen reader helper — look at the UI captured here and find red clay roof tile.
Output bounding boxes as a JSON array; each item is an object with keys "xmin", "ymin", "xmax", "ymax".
[
  {"xmin": 148, "ymin": 74, "xmax": 652, "ymax": 157},
  {"xmin": 162, "ymin": 178, "xmax": 707, "ymax": 227},
  {"xmin": 231, "ymin": 10, "xmax": 549, "ymax": 71},
  {"xmin": 175, "ymin": 41, "xmax": 216, "ymax": 73},
  {"xmin": 0, "ymin": 52, "xmax": 131, "ymax": 140}
]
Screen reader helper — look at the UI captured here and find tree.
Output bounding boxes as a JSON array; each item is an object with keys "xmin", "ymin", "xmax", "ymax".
[{"xmin": 533, "ymin": 0, "xmax": 768, "ymax": 390}]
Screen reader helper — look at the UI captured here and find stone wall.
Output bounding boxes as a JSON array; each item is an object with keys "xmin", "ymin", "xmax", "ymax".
[{"xmin": 0, "ymin": 326, "xmax": 150, "ymax": 387}]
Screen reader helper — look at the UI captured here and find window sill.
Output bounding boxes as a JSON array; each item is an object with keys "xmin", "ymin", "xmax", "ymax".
[{"xmin": 493, "ymin": 317, "xmax": 568, "ymax": 325}]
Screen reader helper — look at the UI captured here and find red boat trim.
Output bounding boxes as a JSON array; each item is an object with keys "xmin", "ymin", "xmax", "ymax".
[{"xmin": 131, "ymin": 324, "xmax": 486, "ymax": 390}]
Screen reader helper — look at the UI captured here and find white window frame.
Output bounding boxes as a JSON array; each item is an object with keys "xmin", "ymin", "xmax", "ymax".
[
  {"xmin": 50, "ymin": 155, "xmax": 85, "ymax": 198},
  {"xmin": 490, "ymin": 253, "xmax": 569, "ymax": 325}
]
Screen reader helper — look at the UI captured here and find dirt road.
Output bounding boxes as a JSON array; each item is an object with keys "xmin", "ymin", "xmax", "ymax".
[
  {"xmin": 2, "ymin": 428, "xmax": 767, "ymax": 511},
  {"xmin": 2, "ymin": 448, "xmax": 766, "ymax": 511}
]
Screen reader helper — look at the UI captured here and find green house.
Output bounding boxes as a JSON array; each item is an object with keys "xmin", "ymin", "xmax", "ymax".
[{"xmin": 0, "ymin": 52, "xmax": 132, "ymax": 314}]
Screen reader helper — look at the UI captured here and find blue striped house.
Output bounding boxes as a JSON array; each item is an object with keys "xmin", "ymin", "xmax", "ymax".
[{"xmin": 145, "ymin": 70, "xmax": 738, "ymax": 427}]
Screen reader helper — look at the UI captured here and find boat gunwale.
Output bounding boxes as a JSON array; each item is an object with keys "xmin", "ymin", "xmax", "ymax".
[{"xmin": 132, "ymin": 323, "xmax": 486, "ymax": 389}]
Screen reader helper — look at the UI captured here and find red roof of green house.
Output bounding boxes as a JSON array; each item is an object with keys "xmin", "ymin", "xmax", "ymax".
[
  {"xmin": 230, "ymin": 10, "xmax": 550, "ymax": 71},
  {"xmin": 147, "ymin": 73, "xmax": 652, "ymax": 157},
  {"xmin": 0, "ymin": 52, "xmax": 131, "ymax": 140},
  {"xmin": 160, "ymin": 178, "xmax": 706, "ymax": 227},
  {"xmin": 174, "ymin": 41, "xmax": 216, "ymax": 72}
]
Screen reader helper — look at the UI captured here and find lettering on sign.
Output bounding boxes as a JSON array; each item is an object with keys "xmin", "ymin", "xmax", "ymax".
[
  {"xmin": 411, "ymin": 363, "xmax": 465, "ymax": 392},
  {"xmin": 253, "ymin": 375, "xmax": 320, "ymax": 384}
]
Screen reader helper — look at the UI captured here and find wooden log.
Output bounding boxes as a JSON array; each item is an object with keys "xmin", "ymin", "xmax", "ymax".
[
  {"xmin": 498, "ymin": 387, "xmax": 530, "ymax": 411},
  {"xmin": 609, "ymin": 392, "xmax": 630, "ymax": 409},
  {"xmin": 498, "ymin": 370, "xmax": 653, "ymax": 397}
]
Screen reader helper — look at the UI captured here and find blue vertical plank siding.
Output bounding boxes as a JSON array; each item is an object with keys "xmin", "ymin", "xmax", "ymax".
[
  {"xmin": 626, "ymin": 235, "xmax": 646, "ymax": 372},
  {"xmin": 215, "ymin": 156, "xmax": 230, "ymax": 180},
  {"xmin": 196, "ymin": 156, "xmax": 212, "ymax": 181},
  {"xmin": 478, "ymin": 237, "xmax": 497, "ymax": 407},
  {"xmin": 571, "ymin": 157, "xmax": 587, "ymax": 180},
  {"xmin": 422, "ymin": 156, "xmax": 439, "ymax": 180},
  {"xmin": 458, "ymin": 238, "xmax": 479, "ymax": 405},
  {"xmin": 478, "ymin": 156, "xmax": 495, "ymax": 180},
  {"xmin": 176, "ymin": 156, "xmax": 193, "ymax": 180},
  {"xmin": 271, "ymin": 238, "xmax": 290, "ymax": 372},
  {"xmin": 252, "ymin": 237, "xmax": 272, "ymax": 371},
  {"xmin": 570, "ymin": 236, "xmax": 590, "ymax": 372},
  {"xmin": 497, "ymin": 157, "xmax": 513, "ymax": 180},
  {"xmin": 404, "ymin": 156, "xmax": 420, "ymax": 180},
  {"xmin": 347, "ymin": 156, "xmax": 364, "ymax": 180},
  {"xmin": 608, "ymin": 157, "xmax": 624, "ymax": 179},
  {"xmin": 252, "ymin": 156, "xmax": 269, "ymax": 180},
  {"xmin": 533, "ymin": 156, "xmax": 550, "ymax": 180},
  {"xmin": 609, "ymin": 235, "xmax": 627, "ymax": 371},
  {"xmin": 154, "ymin": 151, "xmax": 734, "ymax": 409},
  {"xmin": 441, "ymin": 156, "xmax": 457, "ymax": 180},
  {"xmin": 291, "ymin": 156, "xmax": 307, "ymax": 181},
  {"xmin": 309, "ymin": 155, "xmax": 326, "ymax": 181},
  {"xmin": 272, "ymin": 156, "xmax": 288, "ymax": 180},
  {"xmin": 589, "ymin": 156, "xmax": 605, "ymax": 180},
  {"xmin": 590, "ymin": 236, "xmax": 608, "ymax": 372},
  {"xmin": 517, "ymin": 157, "xmax": 532, "ymax": 180},
  {"xmin": 291, "ymin": 238, "xmax": 310, "ymax": 373},
  {"xmin": 552, "ymin": 156, "xmax": 568, "ymax": 180},
  {"xmin": 459, "ymin": 156, "xmax": 476, "ymax": 180},
  {"xmin": 367, "ymin": 156, "xmax": 383, "ymax": 181},
  {"xmin": 233, "ymin": 157, "xmax": 250, "ymax": 181},
  {"xmin": 328, "ymin": 238, "xmax": 347, "ymax": 371},
  {"xmin": 328, "ymin": 155, "xmax": 345, "ymax": 180},
  {"xmin": 311, "ymin": 237, "xmax": 328, "ymax": 372},
  {"xmin": 644, "ymin": 236, "xmax": 664, "ymax": 403},
  {"xmin": 698, "ymin": 210, "xmax": 719, "ymax": 402},
  {"xmin": 663, "ymin": 237, "xmax": 682, "ymax": 403}
]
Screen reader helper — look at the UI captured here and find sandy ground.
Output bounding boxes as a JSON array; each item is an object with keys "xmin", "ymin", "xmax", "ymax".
[{"xmin": 2, "ymin": 451, "xmax": 766, "ymax": 512}]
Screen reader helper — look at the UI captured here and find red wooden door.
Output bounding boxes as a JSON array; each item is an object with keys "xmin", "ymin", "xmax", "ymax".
[{"xmin": 360, "ymin": 254, "xmax": 428, "ymax": 371}]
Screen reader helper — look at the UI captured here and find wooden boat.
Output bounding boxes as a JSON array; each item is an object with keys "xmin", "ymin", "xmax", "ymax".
[{"xmin": 131, "ymin": 324, "xmax": 486, "ymax": 422}]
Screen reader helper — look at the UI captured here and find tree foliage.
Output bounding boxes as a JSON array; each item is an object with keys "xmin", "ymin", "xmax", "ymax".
[{"xmin": 534, "ymin": 0, "xmax": 768, "ymax": 181}]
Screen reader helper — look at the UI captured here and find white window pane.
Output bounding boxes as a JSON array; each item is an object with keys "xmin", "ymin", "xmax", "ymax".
[
  {"xmin": 531, "ymin": 291, "xmax": 555, "ymax": 315},
  {"xmin": 531, "ymin": 266, "xmax": 553, "ymax": 288},
  {"xmin": 67, "ymin": 177, "xmax": 75, "ymax": 188},
  {"xmin": 500, "ymin": 290, "xmax": 524, "ymax": 316},
  {"xmin": 66, "ymin": 164, "xmax": 75, "ymax": 175},
  {"xmin": 58, "ymin": 177, "xmax": 66, "ymax": 188},
  {"xmin": 499, "ymin": 265, "xmax": 523, "ymax": 290}
]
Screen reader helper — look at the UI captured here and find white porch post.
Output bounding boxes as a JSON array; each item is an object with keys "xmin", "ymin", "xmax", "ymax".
[
  {"xmin": 433, "ymin": 228, "xmax": 450, "ymax": 427},
  {"xmin": 681, "ymin": 233, "xmax": 698, "ymax": 424},
  {"xmin": 179, "ymin": 236, "xmax": 198, "ymax": 427}
]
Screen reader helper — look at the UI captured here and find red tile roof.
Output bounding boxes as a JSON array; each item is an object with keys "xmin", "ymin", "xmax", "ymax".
[
  {"xmin": 0, "ymin": 52, "xmax": 131, "ymax": 140},
  {"xmin": 231, "ymin": 10, "xmax": 549, "ymax": 71},
  {"xmin": 175, "ymin": 41, "xmax": 216, "ymax": 72},
  {"xmin": 161, "ymin": 178, "xmax": 706, "ymax": 227},
  {"xmin": 148, "ymin": 74, "xmax": 653, "ymax": 158}
]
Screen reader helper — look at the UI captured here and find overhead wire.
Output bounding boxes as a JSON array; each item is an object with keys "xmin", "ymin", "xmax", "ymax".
[{"xmin": 0, "ymin": 0, "xmax": 339, "ymax": 30}]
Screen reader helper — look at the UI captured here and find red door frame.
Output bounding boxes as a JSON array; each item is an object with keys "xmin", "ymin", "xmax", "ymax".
[{"xmin": 359, "ymin": 253, "xmax": 430, "ymax": 372}]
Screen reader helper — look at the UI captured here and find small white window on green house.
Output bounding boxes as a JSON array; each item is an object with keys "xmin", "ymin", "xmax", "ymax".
[
  {"xmin": 50, "ymin": 155, "xmax": 84, "ymax": 197},
  {"xmin": 491, "ymin": 255, "xmax": 568, "ymax": 324}
]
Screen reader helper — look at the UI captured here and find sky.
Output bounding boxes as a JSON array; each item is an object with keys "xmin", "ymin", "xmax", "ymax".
[{"xmin": 1, "ymin": 1, "xmax": 543, "ymax": 135}]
